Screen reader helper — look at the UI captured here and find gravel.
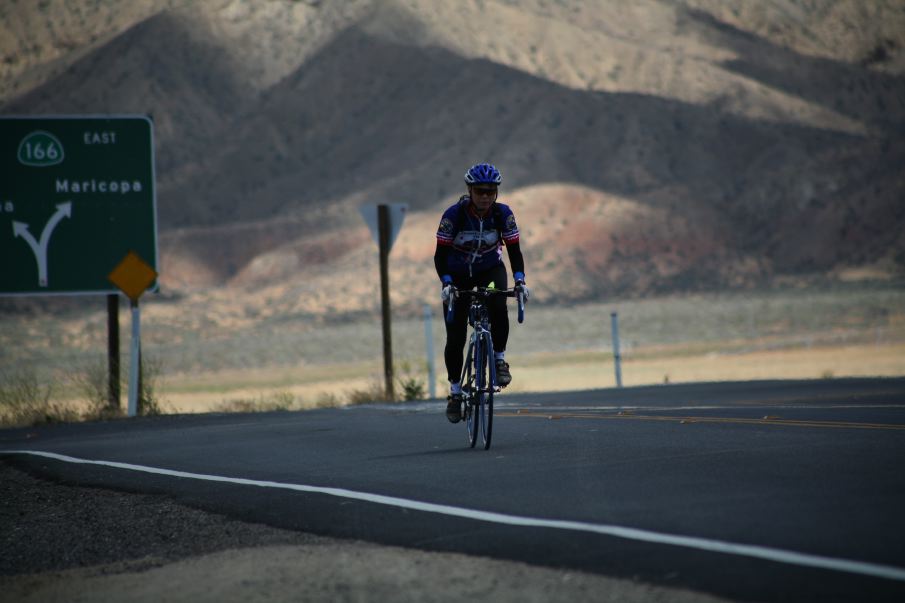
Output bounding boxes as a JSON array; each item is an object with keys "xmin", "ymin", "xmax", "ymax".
[
  {"xmin": 0, "ymin": 461, "xmax": 327, "ymax": 577},
  {"xmin": 0, "ymin": 460, "xmax": 729, "ymax": 602}
]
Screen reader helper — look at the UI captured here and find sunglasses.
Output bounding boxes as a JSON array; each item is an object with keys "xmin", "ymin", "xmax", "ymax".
[{"xmin": 472, "ymin": 187, "xmax": 498, "ymax": 197}]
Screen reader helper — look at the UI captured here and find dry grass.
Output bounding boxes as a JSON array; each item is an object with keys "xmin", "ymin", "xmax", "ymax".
[
  {"xmin": 504, "ymin": 342, "xmax": 905, "ymax": 392},
  {"xmin": 0, "ymin": 358, "xmax": 168, "ymax": 427},
  {"xmin": 4, "ymin": 341, "xmax": 902, "ymax": 420},
  {"xmin": 161, "ymin": 369, "xmax": 376, "ymax": 414},
  {"xmin": 0, "ymin": 370, "xmax": 75, "ymax": 426},
  {"xmin": 151, "ymin": 341, "xmax": 905, "ymax": 414},
  {"xmin": 3, "ymin": 286, "xmax": 903, "ymax": 420}
]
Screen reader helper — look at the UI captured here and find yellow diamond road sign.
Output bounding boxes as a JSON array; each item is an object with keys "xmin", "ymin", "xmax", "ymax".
[{"xmin": 108, "ymin": 251, "xmax": 157, "ymax": 302}]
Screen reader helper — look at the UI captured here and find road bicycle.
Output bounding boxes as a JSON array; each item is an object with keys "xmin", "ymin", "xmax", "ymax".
[{"xmin": 446, "ymin": 286, "xmax": 525, "ymax": 450}]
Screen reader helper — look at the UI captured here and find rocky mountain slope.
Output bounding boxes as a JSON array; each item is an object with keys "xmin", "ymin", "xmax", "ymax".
[{"xmin": 2, "ymin": 0, "xmax": 903, "ymax": 317}]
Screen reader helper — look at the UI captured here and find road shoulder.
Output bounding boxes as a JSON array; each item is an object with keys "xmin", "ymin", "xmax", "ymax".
[{"xmin": 1, "ymin": 461, "xmax": 727, "ymax": 602}]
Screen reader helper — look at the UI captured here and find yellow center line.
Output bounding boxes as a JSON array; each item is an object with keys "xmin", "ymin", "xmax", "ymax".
[{"xmin": 497, "ymin": 411, "xmax": 905, "ymax": 431}]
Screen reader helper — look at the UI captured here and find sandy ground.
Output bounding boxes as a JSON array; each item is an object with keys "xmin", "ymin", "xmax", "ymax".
[{"xmin": 0, "ymin": 463, "xmax": 728, "ymax": 603}]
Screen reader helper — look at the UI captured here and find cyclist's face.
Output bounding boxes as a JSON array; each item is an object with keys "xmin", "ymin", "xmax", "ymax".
[{"xmin": 469, "ymin": 185, "xmax": 498, "ymax": 214}]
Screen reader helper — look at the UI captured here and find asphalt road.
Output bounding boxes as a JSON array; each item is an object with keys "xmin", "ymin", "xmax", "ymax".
[{"xmin": 3, "ymin": 378, "xmax": 905, "ymax": 602}]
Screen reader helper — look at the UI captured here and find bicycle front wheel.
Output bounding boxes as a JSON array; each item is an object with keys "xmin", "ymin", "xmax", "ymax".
[
  {"xmin": 479, "ymin": 333, "xmax": 494, "ymax": 450},
  {"xmin": 465, "ymin": 339, "xmax": 479, "ymax": 448}
]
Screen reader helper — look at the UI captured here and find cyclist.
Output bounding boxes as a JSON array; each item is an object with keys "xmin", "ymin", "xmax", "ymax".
[{"xmin": 434, "ymin": 162, "xmax": 529, "ymax": 423}]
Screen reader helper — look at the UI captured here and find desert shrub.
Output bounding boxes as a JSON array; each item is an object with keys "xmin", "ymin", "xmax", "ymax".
[
  {"xmin": 345, "ymin": 361, "xmax": 427, "ymax": 404},
  {"xmin": 398, "ymin": 377, "xmax": 425, "ymax": 401},
  {"xmin": 395, "ymin": 360, "xmax": 427, "ymax": 401}
]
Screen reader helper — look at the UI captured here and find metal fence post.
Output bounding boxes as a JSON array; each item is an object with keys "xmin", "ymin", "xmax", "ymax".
[
  {"xmin": 611, "ymin": 311, "xmax": 623, "ymax": 388},
  {"xmin": 128, "ymin": 299, "xmax": 141, "ymax": 416},
  {"xmin": 424, "ymin": 304, "xmax": 437, "ymax": 399}
]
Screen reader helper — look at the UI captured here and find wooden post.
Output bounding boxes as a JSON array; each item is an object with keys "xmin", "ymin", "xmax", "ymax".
[
  {"xmin": 107, "ymin": 294, "xmax": 120, "ymax": 410},
  {"xmin": 378, "ymin": 204, "xmax": 395, "ymax": 401}
]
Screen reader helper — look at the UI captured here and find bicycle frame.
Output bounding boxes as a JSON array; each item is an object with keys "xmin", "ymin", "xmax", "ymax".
[{"xmin": 465, "ymin": 294, "xmax": 497, "ymax": 389}]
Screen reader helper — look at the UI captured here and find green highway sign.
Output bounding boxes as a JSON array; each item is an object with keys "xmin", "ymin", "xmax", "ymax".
[{"xmin": 1, "ymin": 115, "xmax": 158, "ymax": 296}]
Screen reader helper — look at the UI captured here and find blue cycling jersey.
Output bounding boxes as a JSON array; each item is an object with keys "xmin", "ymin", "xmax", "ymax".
[{"xmin": 436, "ymin": 196, "xmax": 520, "ymax": 277}]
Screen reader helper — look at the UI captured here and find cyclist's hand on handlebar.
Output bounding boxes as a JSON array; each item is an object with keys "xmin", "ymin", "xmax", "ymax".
[
  {"xmin": 441, "ymin": 277, "xmax": 456, "ymax": 303},
  {"xmin": 515, "ymin": 279, "xmax": 530, "ymax": 303}
]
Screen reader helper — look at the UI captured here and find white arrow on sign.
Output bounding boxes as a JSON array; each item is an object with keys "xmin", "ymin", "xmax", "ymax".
[
  {"xmin": 12, "ymin": 201, "xmax": 72, "ymax": 287},
  {"xmin": 359, "ymin": 203, "xmax": 408, "ymax": 251}
]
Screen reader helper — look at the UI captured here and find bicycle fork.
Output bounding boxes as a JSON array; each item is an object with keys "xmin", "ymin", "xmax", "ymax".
[{"xmin": 473, "ymin": 324, "xmax": 498, "ymax": 394}]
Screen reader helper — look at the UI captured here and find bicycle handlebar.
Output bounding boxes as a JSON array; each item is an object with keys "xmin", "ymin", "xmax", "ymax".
[{"xmin": 445, "ymin": 287, "xmax": 526, "ymax": 324}]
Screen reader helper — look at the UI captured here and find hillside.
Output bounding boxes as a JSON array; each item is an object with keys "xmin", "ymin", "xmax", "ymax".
[{"xmin": 2, "ymin": 0, "xmax": 904, "ymax": 319}]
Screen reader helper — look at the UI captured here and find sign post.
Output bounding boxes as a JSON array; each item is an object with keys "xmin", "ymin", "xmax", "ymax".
[
  {"xmin": 359, "ymin": 203, "xmax": 408, "ymax": 401},
  {"xmin": 107, "ymin": 294, "xmax": 120, "ymax": 410},
  {"xmin": 1, "ymin": 116, "xmax": 158, "ymax": 411},
  {"xmin": 108, "ymin": 251, "xmax": 158, "ymax": 417}
]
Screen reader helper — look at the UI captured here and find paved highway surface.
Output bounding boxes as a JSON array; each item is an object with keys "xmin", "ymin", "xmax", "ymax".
[{"xmin": 3, "ymin": 378, "xmax": 905, "ymax": 602}]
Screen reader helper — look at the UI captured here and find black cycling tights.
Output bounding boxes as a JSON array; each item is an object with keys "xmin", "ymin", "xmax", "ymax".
[{"xmin": 442, "ymin": 264, "xmax": 509, "ymax": 383}]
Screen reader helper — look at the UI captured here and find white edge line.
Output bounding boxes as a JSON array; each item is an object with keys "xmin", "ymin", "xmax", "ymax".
[{"xmin": 4, "ymin": 449, "xmax": 905, "ymax": 583}]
